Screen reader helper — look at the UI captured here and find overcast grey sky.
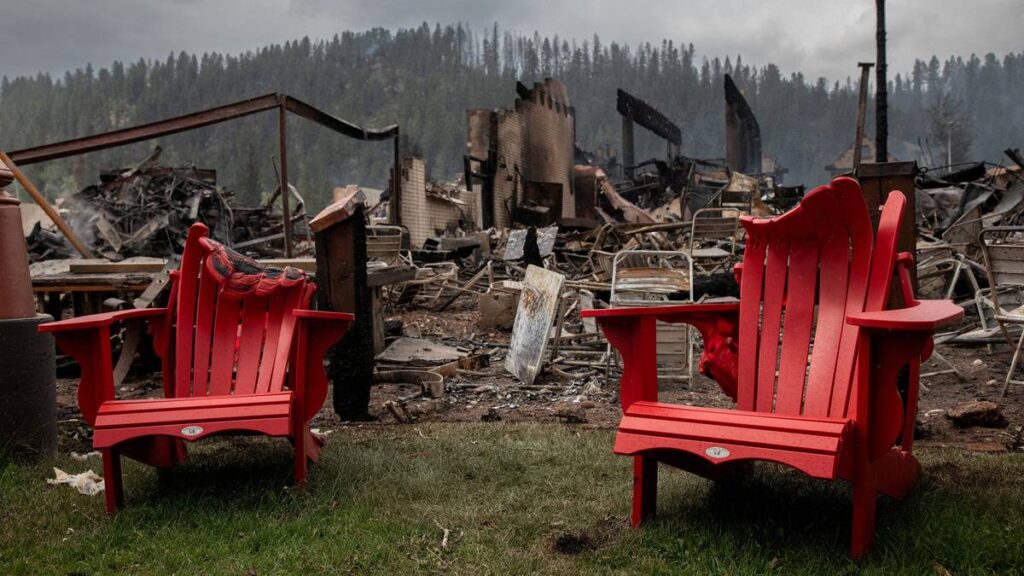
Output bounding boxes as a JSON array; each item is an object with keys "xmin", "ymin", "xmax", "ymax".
[{"xmin": 1, "ymin": 1, "xmax": 1020, "ymax": 83}]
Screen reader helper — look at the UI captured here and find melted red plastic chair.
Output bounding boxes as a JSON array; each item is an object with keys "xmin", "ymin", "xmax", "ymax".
[
  {"xmin": 40, "ymin": 223, "xmax": 353, "ymax": 513},
  {"xmin": 582, "ymin": 177, "xmax": 963, "ymax": 558}
]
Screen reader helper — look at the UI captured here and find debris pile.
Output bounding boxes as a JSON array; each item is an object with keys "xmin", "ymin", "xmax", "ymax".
[
  {"xmin": 27, "ymin": 147, "xmax": 308, "ymax": 261},
  {"xmin": 917, "ymin": 150, "xmax": 1024, "ymax": 249},
  {"xmin": 914, "ymin": 149, "xmax": 1024, "ymax": 305}
]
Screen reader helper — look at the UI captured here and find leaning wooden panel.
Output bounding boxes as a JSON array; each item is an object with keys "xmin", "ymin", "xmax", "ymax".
[
  {"xmin": 582, "ymin": 176, "xmax": 964, "ymax": 558},
  {"xmin": 39, "ymin": 223, "xmax": 354, "ymax": 513},
  {"xmin": 505, "ymin": 265, "xmax": 565, "ymax": 385}
]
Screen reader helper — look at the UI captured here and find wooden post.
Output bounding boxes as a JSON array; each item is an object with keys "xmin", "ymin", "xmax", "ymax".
[
  {"xmin": 875, "ymin": 0, "xmax": 889, "ymax": 163},
  {"xmin": 621, "ymin": 116, "xmax": 635, "ymax": 180},
  {"xmin": 853, "ymin": 62, "xmax": 874, "ymax": 171},
  {"xmin": 857, "ymin": 161, "xmax": 917, "ymax": 301},
  {"xmin": 311, "ymin": 190, "xmax": 373, "ymax": 420},
  {"xmin": 391, "ymin": 134, "xmax": 402, "ymax": 225}
]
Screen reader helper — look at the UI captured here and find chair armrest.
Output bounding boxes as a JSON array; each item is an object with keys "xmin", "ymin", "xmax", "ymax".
[
  {"xmin": 38, "ymin": 308, "xmax": 167, "ymax": 332},
  {"xmin": 848, "ymin": 299, "xmax": 963, "ymax": 460},
  {"xmin": 293, "ymin": 310, "xmax": 355, "ymax": 421},
  {"xmin": 586, "ymin": 302, "xmax": 741, "ymax": 407},
  {"xmin": 294, "ymin": 309, "xmax": 355, "ymax": 324},
  {"xmin": 38, "ymin": 308, "xmax": 167, "ymax": 426},
  {"xmin": 846, "ymin": 299, "xmax": 963, "ymax": 331}
]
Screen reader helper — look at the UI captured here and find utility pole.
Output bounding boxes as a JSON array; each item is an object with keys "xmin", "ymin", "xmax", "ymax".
[
  {"xmin": 875, "ymin": 0, "xmax": 888, "ymax": 162},
  {"xmin": 853, "ymin": 62, "xmax": 874, "ymax": 171}
]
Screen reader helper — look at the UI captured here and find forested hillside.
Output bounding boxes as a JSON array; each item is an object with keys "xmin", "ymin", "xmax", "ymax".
[{"xmin": 1, "ymin": 23, "xmax": 1022, "ymax": 212}]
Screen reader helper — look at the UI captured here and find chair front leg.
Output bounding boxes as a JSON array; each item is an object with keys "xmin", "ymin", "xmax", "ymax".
[
  {"xmin": 850, "ymin": 463, "xmax": 877, "ymax": 559},
  {"xmin": 632, "ymin": 455, "xmax": 658, "ymax": 527},
  {"xmin": 101, "ymin": 448, "xmax": 125, "ymax": 513}
]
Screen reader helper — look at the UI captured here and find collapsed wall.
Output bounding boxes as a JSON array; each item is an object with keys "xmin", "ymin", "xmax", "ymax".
[
  {"xmin": 397, "ymin": 157, "xmax": 470, "ymax": 248},
  {"xmin": 467, "ymin": 78, "xmax": 576, "ymax": 228}
]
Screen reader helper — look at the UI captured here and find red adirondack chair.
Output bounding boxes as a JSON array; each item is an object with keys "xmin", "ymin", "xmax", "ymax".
[
  {"xmin": 582, "ymin": 177, "xmax": 963, "ymax": 558},
  {"xmin": 39, "ymin": 223, "xmax": 353, "ymax": 513}
]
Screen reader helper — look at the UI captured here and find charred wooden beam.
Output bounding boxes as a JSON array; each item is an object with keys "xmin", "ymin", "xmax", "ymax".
[
  {"xmin": 615, "ymin": 89, "xmax": 681, "ymax": 146},
  {"xmin": 724, "ymin": 74, "xmax": 762, "ymax": 175}
]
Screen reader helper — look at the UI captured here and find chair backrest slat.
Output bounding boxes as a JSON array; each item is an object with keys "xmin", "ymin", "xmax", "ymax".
[
  {"xmin": 755, "ymin": 241, "xmax": 789, "ymax": 412},
  {"xmin": 690, "ymin": 208, "xmax": 740, "ymax": 254},
  {"xmin": 980, "ymin": 229, "xmax": 1024, "ymax": 326},
  {"xmin": 173, "ymin": 226, "xmax": 206, "ymax": 398},
  {"xmin": 190, "ymin": 269, "xmax": 219, "ymax": 396},
  {"xmin": 736, "ymin": 238, "xmax": 767, "ymax": 411},
  {"xmin": 858, "ymin": 193, "xmax": 907, "ymax": 447},
  {"xmin": 802, "ymin": 235, "xmax": 851, "ymax": 414},
  {"xmin": 367, "ymin": 225, "xmax": 404, "ymax": 265},
  {"xmin": 267, "ymin": 287, "xmax": 307, "ymax": 393},
  {"xmin": 208, "ymin": 296, "xmax": 244, "ymax": 395},
  {"xmin": 985, "ymin": 244, "xmax": 1024, "ymax": 286},
  {"xmin": 254, "ymin": 294, "xmax": 290, "ymax": 394},
  {"xmin": 233, "ymin": 295, "xmax": 270, "ymax": 394},
  {"xmin": 825, "ymin": 185, "xmax": 876, "ymax": 418},
  {"xmin": 774, "ymin": 239, "xmax": 819, "ymax": 414}
]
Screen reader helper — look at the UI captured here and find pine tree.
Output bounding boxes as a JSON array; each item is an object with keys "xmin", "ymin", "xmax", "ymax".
[{"xmin": 0, "ymin": 24, "xmax": 1020, "ymax": 213}]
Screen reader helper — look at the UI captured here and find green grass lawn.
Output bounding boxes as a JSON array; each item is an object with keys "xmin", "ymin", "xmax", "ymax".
[{"xmin": 2, "ymin": 423, "xmax": 1022, "ymax": 575}]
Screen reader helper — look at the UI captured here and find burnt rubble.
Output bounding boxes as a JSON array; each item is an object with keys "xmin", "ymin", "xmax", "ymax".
[{"xmin": 26, "ymin": 147, "xmax": 308, "ymax": 262}]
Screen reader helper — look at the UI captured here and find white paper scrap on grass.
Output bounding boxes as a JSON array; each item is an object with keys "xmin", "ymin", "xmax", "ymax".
[{"xmin": 47, "ymin": 467, "xmax": 105, "ymax": 496}]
